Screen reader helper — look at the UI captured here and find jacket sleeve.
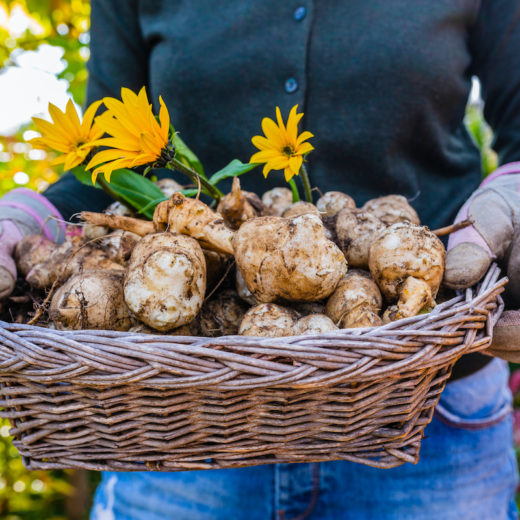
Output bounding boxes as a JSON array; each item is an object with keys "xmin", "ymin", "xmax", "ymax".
[
  {"xmin": 43, "ymin": 0, "xmax": 149, "ymax": 220},
  {"xmin": 469, "ymin": 0, "xmax": 520, "ymax": 165}
]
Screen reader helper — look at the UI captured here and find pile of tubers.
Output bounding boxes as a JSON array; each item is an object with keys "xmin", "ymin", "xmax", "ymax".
[{"xmin": 15, "ymin": 179, "xmax": 449, "ymax": 338}]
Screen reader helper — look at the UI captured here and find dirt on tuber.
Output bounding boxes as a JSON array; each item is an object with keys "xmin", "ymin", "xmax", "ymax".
[
  {"xmin": 233, "ymin": 214, "xmax": 347, "ymax": 303},
  {"xmin": 50, "ymin": 270, "xmax": 132, "ymax": 331},
  {"xmin": 124, "ymin": 232, "xmax": 206, "ymax": 331},
  {"xmin": 369, "ymin": 222, "xmax": 445, "ymax": 321},
  {"xmin": 239, "ymin": 303, "xmax": 300, "ymax": 337},
  {"xmin": 326, "ymin": 270, "xmax": 383, "ymax": 328},
  {"xmin": 200, "ymin": 289, "xmax": 249, "ymax": 336}
]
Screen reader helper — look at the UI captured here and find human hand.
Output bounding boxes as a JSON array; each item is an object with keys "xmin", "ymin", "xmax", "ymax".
[
  {"xmin": 0, "ymin": 220, "xmax": 24, "ymax": 299},
  {"xmin": 0, "ymin": 188, "xmax": 65, "ymax": 300},
  {"xmin": 443, "ymin": 164, "xmax": 520, "ymax": 362}
]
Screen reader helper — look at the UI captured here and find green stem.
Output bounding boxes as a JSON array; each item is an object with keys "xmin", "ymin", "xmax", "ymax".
[
  {"xmin": 167, "ymin": 157, "xmax": 223, "ymax": 202},
  {"xmin": 299, "ymin": 162, "xmax": 313, "ymax": 203},
  {"xmin": 288, "ymin": 179, "xmax": 301, "ymax": 202},
  {"xmin": 97, "ymin": 175, "xmax": 130, "ymax": 208}
]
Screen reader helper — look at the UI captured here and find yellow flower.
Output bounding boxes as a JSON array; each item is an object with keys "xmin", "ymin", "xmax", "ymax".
[
  {"xmin": 250, "ymin": 105, "xmax": 314, "ymax": 182},
  {"xmin": 86, "ymin": 87, "xmax": 170, "ymax": 183},
  {"xmin": 30, "ymin": 99, "xmax": 103, "ymax": 170}
]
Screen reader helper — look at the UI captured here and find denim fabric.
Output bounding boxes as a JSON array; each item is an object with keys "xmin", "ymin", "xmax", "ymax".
[{"xmin": 91, "ymin": 359, "xmax": 518, "ymax": 520}]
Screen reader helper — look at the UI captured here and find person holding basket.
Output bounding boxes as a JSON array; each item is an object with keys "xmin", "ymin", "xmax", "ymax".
[{"xmin": 1, "ymin": 1, "xmax": 520, "ymax": 518}]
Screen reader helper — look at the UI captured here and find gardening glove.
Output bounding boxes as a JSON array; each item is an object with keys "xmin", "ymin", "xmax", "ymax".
[
  {"xmin": 0, "ymin": 188, "xmax": 65, "ymax": 300},
  {"xmin": 444, "ymin": 163, "xmax": 520, "ymax": 362}
]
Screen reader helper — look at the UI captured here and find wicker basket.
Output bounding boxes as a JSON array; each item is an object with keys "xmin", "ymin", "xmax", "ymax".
[{"xmin": 0, "ymin": 265, "xmax": 506, "ymax": 472}]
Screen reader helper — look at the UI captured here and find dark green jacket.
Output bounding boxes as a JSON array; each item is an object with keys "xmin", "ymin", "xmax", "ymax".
[{"xmin": 45, "ymin": 0, "xmax": 520, "ymax": 229}]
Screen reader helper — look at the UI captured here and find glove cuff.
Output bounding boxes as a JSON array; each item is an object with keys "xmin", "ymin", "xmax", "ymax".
[
  {"xmin": 447, "ymin": 197, "xmax": 493, "ymax": 256},
  {"xmin": 481, "ymin": 161, "xmax": 520, "ymax": 187},
  {"xmin": 0, "ymin": 188, "xmax": 66, "ymax": 243}
]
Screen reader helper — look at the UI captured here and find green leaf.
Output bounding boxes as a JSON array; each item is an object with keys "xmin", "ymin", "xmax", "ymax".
[
  {"xmin": 72, "ymin": 166, "xmax": 165, "ymax": 219},
  {"xmin": 172, "ymin": 132, "xmax": 206, "ymax": 178},
  {"xmin": 71, "ymin": 165, "xmax": 95, "ymax": 186},
  {"xmin": 180, "ymin": 188, "xmax": 201, "ymax": 197},
  {"xmin": 136, "ymin": 196, "xmax": 168, "ymax": 215},
  {"xmin": 208, "ymin": 160, "xmax": 259, "ymax": 186}
]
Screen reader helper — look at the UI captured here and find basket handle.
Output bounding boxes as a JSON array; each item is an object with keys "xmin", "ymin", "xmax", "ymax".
[{"xmin": 485, "ymin": 309, "xmax": 520, "ymax": 362}]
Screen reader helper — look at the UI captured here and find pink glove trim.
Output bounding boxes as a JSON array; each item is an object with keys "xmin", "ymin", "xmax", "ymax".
[
  {"xmin": 11, "ymin": 188, "xmax": 66, "ymax": 237},
  {"xmin": 447, "ymin": 198, "xmax": 493, "ymax": 256},
  {"xmin": 0, "ymin": 201, "xmax": 55, "ymax": 241},
  {"xmin": 481, "ymin": 161, "xmax": 520, "ymax": 187},
  {"xmin": 0, "ymin": 220, "xmax": 23, "ymax": 280}
]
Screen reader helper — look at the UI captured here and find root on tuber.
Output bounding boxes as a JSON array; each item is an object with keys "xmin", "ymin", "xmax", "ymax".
[{"xmin": 217, "ymin": 177, "xmax": 265, "ymax": 230}]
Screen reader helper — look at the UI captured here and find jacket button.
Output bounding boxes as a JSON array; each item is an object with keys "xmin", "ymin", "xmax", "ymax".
[
  {"xmin": 293, "ymin": 6, "xmax": 307, "ymax": 21},
  {"xmin": 285, "ymin": 78, "xmax": 299, "ymax": 93}
]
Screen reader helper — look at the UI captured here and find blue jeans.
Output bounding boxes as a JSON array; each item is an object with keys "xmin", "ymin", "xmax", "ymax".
[{"xmin": 91, "ymin": 359, "xmax": 518, "ymax": 520}]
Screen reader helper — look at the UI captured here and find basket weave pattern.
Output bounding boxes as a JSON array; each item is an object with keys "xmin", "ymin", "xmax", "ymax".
[{"xmin": 0, "ymin": 265, "xmax": 506, "ymax": 471}]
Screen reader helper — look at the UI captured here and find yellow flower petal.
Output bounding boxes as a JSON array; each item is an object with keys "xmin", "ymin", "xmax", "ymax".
[
  {"xmin": 275, "ymin": 107, "xmax": 286, "ymax": 133},
  {"xmin": 103, "ymin": 97, "xmax": 142, "ymax": 135},
  {"xmin": 91, "ymin": 136, "xmax": 137, "ymax": 150},
  {"xmin": 275, "ymin": 106, "xmax": 291, "ymax": 144},
  {"xmin": 93, "ymin": 158, "xmax": 130, "ymax": 184},
  {"xmin": 286, "ymin": 105, "xmax": 303, "ymax": 143},
  {"xmin": 140, "ymin": 133, "xmax": 161, "ymax": 156},
  {"xmin": 81, "ymin": 99, "xmax": 103, "ymax": 136},
  {"xmin": 30, "ymin": 136, "xmax": 70, "ymax": 154},
  {"xmin": 64, "ymin": 151, "xmax": 83, "ymax": 170},
  {"xmin": 48, "ymin": 102, "xmax": 79, "ymax": 140},
  {"xmin": 65, "ymin": 99, "xmax": 82, "ymax": 135},
  {"xmin": 86, "ymin": 148, "xmax": 128, "ymax": 170},
  {"xmin": 269, "ymin": 156, "xmax": 290, "ymax": 170},
  {"xmin": 261, "ymin": 117, "xmax": 285, "ymax": 144},
  {"xmin": 158, "ymin": 96, "xmax": 170, "ymax": 142},
  {"xmin": 104, "ymin": 158, "xmax": 134, "ymax": 181},
  {"xmin": 251, "ymin": 135, "xmax": 279, "ymax": 151},
  {"xmin": 298, "ymin": 142, "xmax": 314, "ymax": 155},
  {"xmin": 262, "ymin": 162, "xmax": 274, "ymax": 178},
  {"xmin": 250, "ymin": 150, "xmax": 282, "ymax": 163},
  {"xmin": 32, "ymin": 117, "xmax": 70, "ymax": 142},
  {"xmin": 284, "ymin": 167, "xmax": 295, "ymax": 182},
  {"xmin": 88, "ymin": 122, "xmax": 105, "ymax": 142},
  {"xmin": 51, "ymin": 155, "xmax": 67, "ymax": 166},
  {"xmin": 289, "ymin": 155, "xmax": 302, "ymax": 175},
  {"xmin": 95, "ymin": 116, "xmax": 139, "ymax": 145},
  {"xmin": 121, "ymin": 87, "xmax": 141, "ymax": 109},
  {"xmin": 296, "ymin": 131, "xmax": 314, "ymax": 146}
]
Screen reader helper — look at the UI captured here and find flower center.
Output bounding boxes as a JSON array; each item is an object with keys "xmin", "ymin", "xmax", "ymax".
[
  {"xmin": 282, "ymin": 145, "xmax": 295, "ymax": 157},
  {"xmin": 154, "ymin": 142, "xmax": 176, "ymax": 167}
]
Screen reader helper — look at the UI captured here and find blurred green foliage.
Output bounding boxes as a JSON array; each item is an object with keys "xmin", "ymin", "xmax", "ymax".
[
  {"xmin": 1, "ymin": 3, "xmax": 96, "ymax": 518},
  {"xmin": 0, "ymin": 419, "xmax": 72, "ymax": 519},
  {"xmin": 464, "ymin": 101, "xmax": 499, "ymax": 177},
  {"xmin": 0, "ymin": 417, "xmax": 100, "ymax": 519},
  {"xmin": 0, "ymin": 0, "xmax": 90, "ymax": 103},
  {"xmin": 0, "ymin": 0, "xmax": 90, "ymax": 196}
]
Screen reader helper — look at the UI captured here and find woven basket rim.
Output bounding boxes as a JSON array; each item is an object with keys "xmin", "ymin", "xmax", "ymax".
[{"xmin": 0, "ymin": 264, "xmax": 506, "ymax": 390}]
